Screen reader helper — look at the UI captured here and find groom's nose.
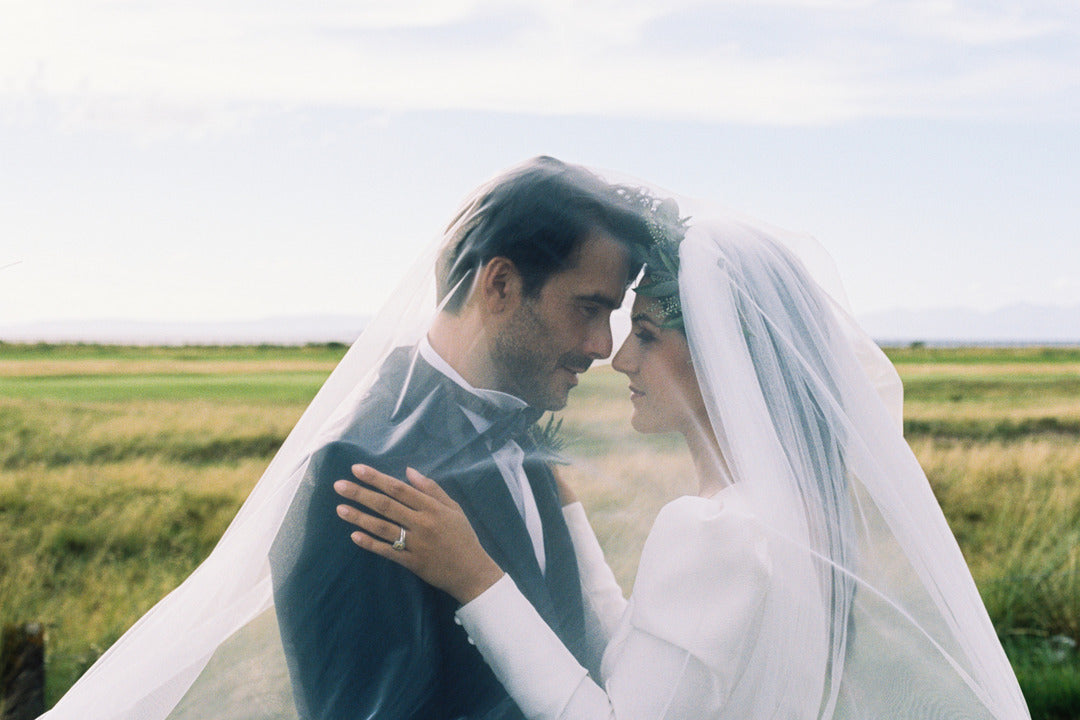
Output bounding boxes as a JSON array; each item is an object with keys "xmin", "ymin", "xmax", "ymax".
[{"xmin": 582, "ymin": 321, "xmax": 614, "ymax": 359}]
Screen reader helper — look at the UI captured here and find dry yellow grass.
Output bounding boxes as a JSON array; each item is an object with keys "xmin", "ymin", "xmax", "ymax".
[
  {"xmin": 0, "ymin": 359, "xmax": 337, "ymax": 377},
  {"xmin": 910, "ymin": 436, "xmax": 1080, "ymax": 637},
  {"xmin": 2, "ymin": 345, "xmax": 1077, "ymax": 711},
  {"xmin": 904, "ymin": 398, "xmax": 1080, "ymax": 423},
  {"xmin": 894, "ymin": 362, "xmax": 1080, "ymax": 378},
  {"xmin": 1, "ymin": 456, "xmax": 265, "ymax": 699}
]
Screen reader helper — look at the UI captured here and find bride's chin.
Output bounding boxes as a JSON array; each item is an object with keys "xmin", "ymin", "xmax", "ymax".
[{"xmin": 629, "ymin": 409, "xmax": 660, "ymax": 435}]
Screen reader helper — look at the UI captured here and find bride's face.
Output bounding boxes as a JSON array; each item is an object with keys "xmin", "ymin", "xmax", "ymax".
[{"xmin": 612, "ymin": 294, "xmax": 707, "ymax": 436}]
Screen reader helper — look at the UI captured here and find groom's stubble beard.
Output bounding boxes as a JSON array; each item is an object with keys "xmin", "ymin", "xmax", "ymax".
[{"xmin": 490, "ymin": 295, "xmax": 593, "ymax": 410}]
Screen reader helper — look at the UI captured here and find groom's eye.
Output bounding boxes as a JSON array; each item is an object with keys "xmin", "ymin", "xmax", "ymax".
[{"xmin": 577, "ymin": 303, "xmax": 601, "ymax": 319}]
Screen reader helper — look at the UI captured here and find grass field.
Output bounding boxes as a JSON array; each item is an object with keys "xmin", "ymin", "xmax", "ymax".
[{"xmin": 1, "ymin": 342, "xmax": 1078, "ymax": 717}]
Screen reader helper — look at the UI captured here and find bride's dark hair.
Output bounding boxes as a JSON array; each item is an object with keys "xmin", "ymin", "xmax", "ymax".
[{"xmin": 436, "ymin": 156, "xmax": 654, "ymax": 313}]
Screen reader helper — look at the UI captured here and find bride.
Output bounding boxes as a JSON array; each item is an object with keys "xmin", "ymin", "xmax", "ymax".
[{"xmin": 332, "ymin": 210, "xmax": 1031, "ymax": 718}]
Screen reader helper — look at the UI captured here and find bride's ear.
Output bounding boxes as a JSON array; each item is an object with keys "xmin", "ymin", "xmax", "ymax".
[{"xmin": 476, "ymin": 256, "xmax": 523, "ymax": 315}]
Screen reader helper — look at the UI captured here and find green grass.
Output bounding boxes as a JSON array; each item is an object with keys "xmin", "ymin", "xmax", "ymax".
[
  {"xmin": 1, "ymin": 342, "xmax": 1078, "ymax": 716},
  {"xmin": 901, "ymin": 375, "xmax": 1080, "ymax": 406},
  {"xmin": 0, "ymin": 459, "xmax": 265, "ymax": 702},
  {"xmin": 904, "ymin": 416, "xmax": 1080, "ymax": 441},
  {"xmin": 0, "ymin": 371, "xmax": 331, "ymax": 403},
  {"xmin": 0, "ymin": 341, "xmax": 349, "ymax": 363},
  {"xmin": 885, "ymin": 345, "xmax": 1080, "ymax": 364},
  {"xmin": 1004, "ymin": 636, "xmax": 1080, "ymax": 720}
]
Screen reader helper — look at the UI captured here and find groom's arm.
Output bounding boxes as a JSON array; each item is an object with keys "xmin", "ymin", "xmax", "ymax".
[{"xmin": 270, "ymin": 440, "xmax": 442, "ymax": 720}]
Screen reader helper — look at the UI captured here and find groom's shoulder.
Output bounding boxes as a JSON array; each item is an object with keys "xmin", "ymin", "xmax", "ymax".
[
  {"xmin": 308, "ymin": 346, "xmax": 449, "ymax": 475},
  {"xmin": 334, "ymin": 346, "xmax": 431, "ymax": 437}
]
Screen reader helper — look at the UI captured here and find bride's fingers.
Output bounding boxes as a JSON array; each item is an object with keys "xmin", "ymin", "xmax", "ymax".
[
  {"xmin": 404, "ymin": 467, "xmax": 459, "ymax": 509},
  {"xmin": 335, "ymin": 502, "xmax": 402, "ymax": 544},
  {"xmin": 333, "ymin": 478, "xmax": 415, "ymax": 527},
  {"xmin": 349, "ymin": 530, "xmax": 416, "ymax": 572},
  {"xmin": 350, "ymin": 464, "xmax": 432, "ymax": 511}
]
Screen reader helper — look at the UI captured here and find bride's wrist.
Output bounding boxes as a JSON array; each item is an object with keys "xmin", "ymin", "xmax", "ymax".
[{"xmin": 454, "ymin": 563, "xmax": 504, "ymax": 605}]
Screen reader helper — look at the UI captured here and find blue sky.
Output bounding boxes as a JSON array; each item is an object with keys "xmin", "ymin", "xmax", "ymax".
[{"xmin": 2, "ymin": 0, "xmax": 1078, "ymax": 326}]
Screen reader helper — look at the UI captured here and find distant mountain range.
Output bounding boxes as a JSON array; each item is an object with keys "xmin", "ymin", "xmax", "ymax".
[
  {"xmin": 0, "ymin": 315, "xmax": 369, "ymax": 346},
  {"xmin": 857, "ymin": 303, "xmax": 1080, "ymax": 345},
  {"xmin": 1, "ymin": 304, "xmax": 1077, "ymax": 346}
]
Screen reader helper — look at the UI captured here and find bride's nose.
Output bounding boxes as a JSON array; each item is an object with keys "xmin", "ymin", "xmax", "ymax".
[{"xmin": 611, "ymin": 337, "xmax": 635, "ymax": 375}]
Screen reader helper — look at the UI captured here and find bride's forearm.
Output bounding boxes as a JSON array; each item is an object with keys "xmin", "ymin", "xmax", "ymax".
[
  {"xmin": 457, "ymin": 576, "xmax": 722, "ymax": 720},
  {"xmin": 553, "ymin": 465, "xmax": 579, "ymax": 506},
  {"xmin": 563, "ymin": 503, "xmax": 627, "ymax": 633},
  {"xmin": 457, "ymin": 575, "xmax": 594, "ymax": 719}
]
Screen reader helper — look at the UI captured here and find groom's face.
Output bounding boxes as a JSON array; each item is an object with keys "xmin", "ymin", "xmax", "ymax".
[{"xmin": 491, "ymin": 229, "xmax": 632, "ymax": 410}]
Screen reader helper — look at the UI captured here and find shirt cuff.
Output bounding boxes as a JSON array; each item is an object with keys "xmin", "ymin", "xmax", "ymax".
[{"xmin": 456, "ymin": 574, "xmax": 589, "ymax": 720}]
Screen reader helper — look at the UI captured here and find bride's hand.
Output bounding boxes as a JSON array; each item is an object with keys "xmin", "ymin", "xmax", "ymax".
[{"xmin": 334, "ymin": 465, "xmax": 504, "ymax": 604}]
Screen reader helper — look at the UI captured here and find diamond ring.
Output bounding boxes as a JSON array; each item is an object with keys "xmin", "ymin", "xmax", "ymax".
[{"xmin": 391, "ymin": 526, "xmax": 407, "ymax": 551}]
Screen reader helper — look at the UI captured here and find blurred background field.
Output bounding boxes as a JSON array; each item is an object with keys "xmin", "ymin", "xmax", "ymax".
[{"xmin": 1, "ymin": 343, "xmax": 1078, "ymax": 717}]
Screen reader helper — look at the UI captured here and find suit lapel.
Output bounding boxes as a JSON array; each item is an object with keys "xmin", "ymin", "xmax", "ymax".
[
  {"xmin": 523, "ymin": 459, "xmax": 585, "ymax": 655},
  {"xmin": 438, "ymin": 453, "xmax": 555, "ymax": 618},
  {"xmin": 382, "ymin": 346, "xmax": 575, "ymax": 641}
]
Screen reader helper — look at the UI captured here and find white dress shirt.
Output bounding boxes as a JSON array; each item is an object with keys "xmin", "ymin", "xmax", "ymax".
[{"xmin": 418, "ymin": 336, "xmax": 546, "ymax": 573}]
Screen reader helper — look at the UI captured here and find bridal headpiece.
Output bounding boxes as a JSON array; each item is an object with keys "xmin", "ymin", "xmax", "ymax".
[{"xmin": 630, "ymin": 196, "xmax": 689, "ymax": 329}]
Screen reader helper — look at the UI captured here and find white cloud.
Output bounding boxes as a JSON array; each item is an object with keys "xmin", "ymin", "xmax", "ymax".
[
  {"xmin": 894, "ymin": 0, "xmax": 1070, "ymax": 45},
  {"xmin": 1, "ymin": 0, "xmax": 1077, "ymax": 133}
]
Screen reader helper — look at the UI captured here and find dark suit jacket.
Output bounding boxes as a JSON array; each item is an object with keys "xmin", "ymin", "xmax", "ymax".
[{"xmin": 270, "ymin": 346, "xmax": 586, "ymax": 719}]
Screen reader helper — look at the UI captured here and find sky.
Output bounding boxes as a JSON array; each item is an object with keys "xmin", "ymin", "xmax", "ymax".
[{"xmin": 2, "ymin": 0, "xmax": 1078, "ymax": 329}]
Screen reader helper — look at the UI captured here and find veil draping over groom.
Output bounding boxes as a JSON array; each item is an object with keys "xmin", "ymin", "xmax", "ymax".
[
  {"xmin": 41, "ymin": 157, "xmax": 658, "ymax": 720},
  {"xmin": 39, "ymin": 157, "xmax": 1029, "ymax": 720}
]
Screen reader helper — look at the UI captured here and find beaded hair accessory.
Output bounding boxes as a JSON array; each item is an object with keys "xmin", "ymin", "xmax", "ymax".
[{"xmin": 632, "ymin": 197, "xmax": 690, "ymax": 330}]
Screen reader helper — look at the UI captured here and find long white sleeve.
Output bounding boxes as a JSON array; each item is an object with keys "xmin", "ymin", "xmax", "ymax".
[
  {"xmin": 457, "ymin": 574, "xmax": 592, "ymax": 719},
  {"xmin": 562, "ymin": 502, "xmax": 627, "ymax": 667},
  {"xmin": 456, "ymin": 493, "xmax": 772, "ymax": 720}
]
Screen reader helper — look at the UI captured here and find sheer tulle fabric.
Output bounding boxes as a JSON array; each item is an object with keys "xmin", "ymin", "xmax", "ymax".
[
  {"xmin": 676, "ymin": 217, "xmax": 1027, "ymax": 718},
  {"xmin": 456, "ymin": 212, "xmax": 1028, "ymax": 719},
  {"xmin": 39, "ymin": 164, "xmax": 1029, "ymax": 720},
  {"xmin": 39, "ymin": 232, "xmax": 449, "ymax": 720}
]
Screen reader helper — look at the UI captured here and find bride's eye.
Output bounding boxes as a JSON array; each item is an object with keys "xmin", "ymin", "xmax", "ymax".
[{"xmin": 634, "ymin": 329, "xmax": 656, "ymax": 345}]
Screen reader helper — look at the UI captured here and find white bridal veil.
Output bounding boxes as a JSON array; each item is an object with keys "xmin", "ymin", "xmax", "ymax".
[
  {"xmin": 672, "ymin": 210, "xmax": 1029, "ymax": 718},
  {"xmin": 40, "ymin": 192, "xmax": 453, "ymax": 720},
  {"xmin": 40, "ymin": 158, "xmax": 1028, "ymax": 720}
]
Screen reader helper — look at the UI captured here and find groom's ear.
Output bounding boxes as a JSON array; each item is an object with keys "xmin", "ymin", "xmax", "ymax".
[{"xmin": 476, "ymin": 256, "xmax": 523, "ymax": 315}]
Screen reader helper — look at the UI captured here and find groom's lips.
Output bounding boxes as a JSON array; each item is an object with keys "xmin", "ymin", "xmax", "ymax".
[
  {"xmin": 561, "ymin": 362, "xmax": 590, "ymax": 384},
  {"xmin": 628, "ymin": 385, "xmax": 644, "ymax": 399}
]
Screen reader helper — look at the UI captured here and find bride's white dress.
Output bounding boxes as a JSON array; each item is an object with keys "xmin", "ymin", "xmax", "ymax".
[{"xmin": 457, "ymin": 487, "xmax": 826, "ymax": 720}]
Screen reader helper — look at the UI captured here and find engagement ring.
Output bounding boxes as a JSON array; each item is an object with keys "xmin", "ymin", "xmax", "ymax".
[{"xmin": 392, "ymin": 526, "xmax": 407, "ymax": 551}]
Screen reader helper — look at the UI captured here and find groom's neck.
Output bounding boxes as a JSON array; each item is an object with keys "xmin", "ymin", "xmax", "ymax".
[{"xmin": 427, "ymin": 312, "xmax": 499, "ymax": 392}]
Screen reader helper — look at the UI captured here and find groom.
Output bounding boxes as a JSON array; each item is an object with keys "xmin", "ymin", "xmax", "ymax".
[{"xmin": 270, "ymin": 158, "xmax": 654, "ymax": 719}]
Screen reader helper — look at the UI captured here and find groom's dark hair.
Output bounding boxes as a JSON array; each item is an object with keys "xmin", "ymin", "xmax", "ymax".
[{"xmin": 436, "ymin": 156, "xmax": 654, "ymax": 313}]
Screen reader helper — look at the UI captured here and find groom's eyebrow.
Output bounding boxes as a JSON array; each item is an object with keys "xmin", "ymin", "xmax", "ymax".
[{"xmin": 576, "ymin": 293, "xmax": 623, "ymax": 310}]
